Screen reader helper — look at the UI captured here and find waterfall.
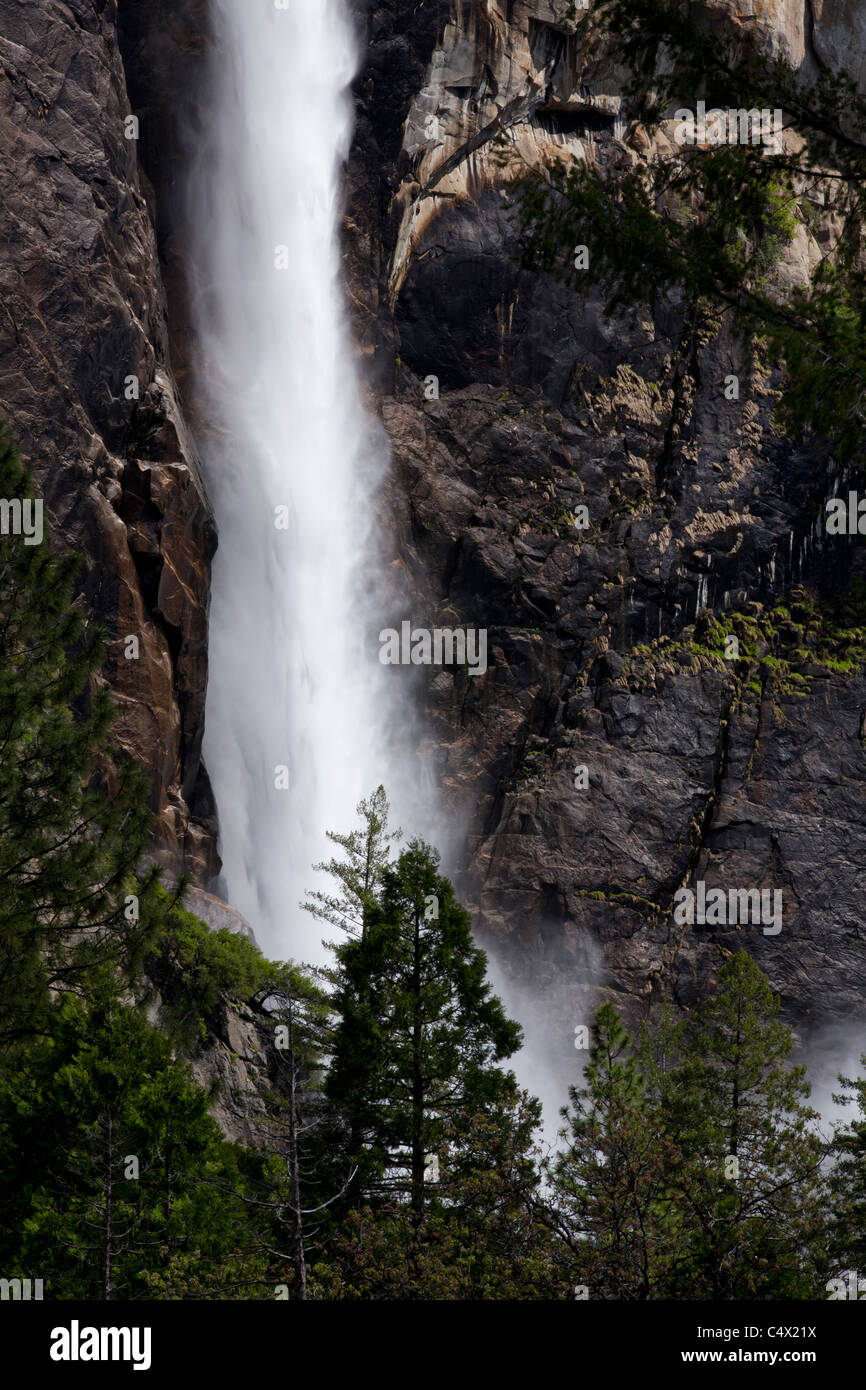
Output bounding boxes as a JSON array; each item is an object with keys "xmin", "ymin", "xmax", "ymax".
[{"xmin": 187, "ymin": 0, "xmax": 415, "ymax": 959}]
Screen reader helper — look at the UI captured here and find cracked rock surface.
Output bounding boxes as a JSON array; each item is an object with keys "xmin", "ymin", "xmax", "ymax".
[
  {"xmin": 347, "ymin": 0, "xmax": 866, "ymax": 1076},
  {"xmin": 0, "ymin": 0, "xmax": 218, "ymax": 882}
]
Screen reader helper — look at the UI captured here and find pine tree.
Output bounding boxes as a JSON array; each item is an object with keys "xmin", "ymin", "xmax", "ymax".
[
  {"xmin": 550, "ymin": 1002, "xmax": 680, "ymax": 1299},
  {"xmin": 551, "ymin": 959, "xmax": 830, "ymax": 1299},
  {"xmin": 324, "ymin": 835, "xmax": 523, "ymax": 1223},
  {"xmin": 0, "ymin": 425, "xmax": 160, "ymax": 1051},
  {"xmin": 317, "ymin": 1089, "xmax": 564, "ymax": 1300},
  {"xmin": 301, "ymin": 786, "xmax": 402, "ymax": 1180},
  {"xmin": 302, "ymin": 784, "xmax": 401, "ymax": 942},
  {"xmin": 654, "ymin": 951, "xmax": 828, "ymax": 1299},
  {"xmin": 0, "ymin": 983, "xmax": 249, "ymax": 1299},
  {"xmin": 828, "ymin": 1055, "xmax": 866, "ymax": 1286}
]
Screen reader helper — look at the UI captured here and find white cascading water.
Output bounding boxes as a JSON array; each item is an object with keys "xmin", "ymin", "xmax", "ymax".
[
  {"xmin": 188, "ymin": 0, "xmax": 418, "ymax": 959},
  {"xmin": 187, "ymin": 2, "xmax": 586, "ymax": 1142}
]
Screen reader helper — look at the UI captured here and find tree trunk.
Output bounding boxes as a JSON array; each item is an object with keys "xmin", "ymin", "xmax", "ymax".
[
  {"xmin": 287, "ymin": 1005, "xmax": 307, "ymax": 1300},
  {"xmin": 164, "ymin": 1151, "xmax": 174, "ymax": 1259},
  {"xmin": 411, "ymin": 906, "xmax": 425, "ymax": 1228}
]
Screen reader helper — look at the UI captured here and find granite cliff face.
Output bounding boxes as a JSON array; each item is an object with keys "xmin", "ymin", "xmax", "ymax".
[
  {"xmin": 2, "ymin": 1, "xmax": 865, "ymax": 1093},
  {"xmin": 0, "ymin": 0, "xmax": 217, "ymax": 883},
  {"xmin": 343, "ymin": 0, "xmax": 866, "ymax": 1076}
]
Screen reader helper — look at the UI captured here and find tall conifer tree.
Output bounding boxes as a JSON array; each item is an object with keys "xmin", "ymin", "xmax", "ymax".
[{"xmin": 324, "ymin": 833, "xmax": 522, "ymax": 1220}]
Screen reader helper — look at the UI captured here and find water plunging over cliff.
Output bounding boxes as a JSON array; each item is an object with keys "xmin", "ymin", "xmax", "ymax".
[{"xmin": 189, "ymin": 0, "xmax": 410, "ymax": 958}]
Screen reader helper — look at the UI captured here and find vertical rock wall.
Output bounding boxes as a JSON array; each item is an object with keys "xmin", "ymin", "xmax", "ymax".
[
  {"xmin": 0, "ymin": 0, "xmax": 217, "ymax": 882},
  {"xmin": 345, "ymin": 0, "xmax": 866, "ymax": 1073}
]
